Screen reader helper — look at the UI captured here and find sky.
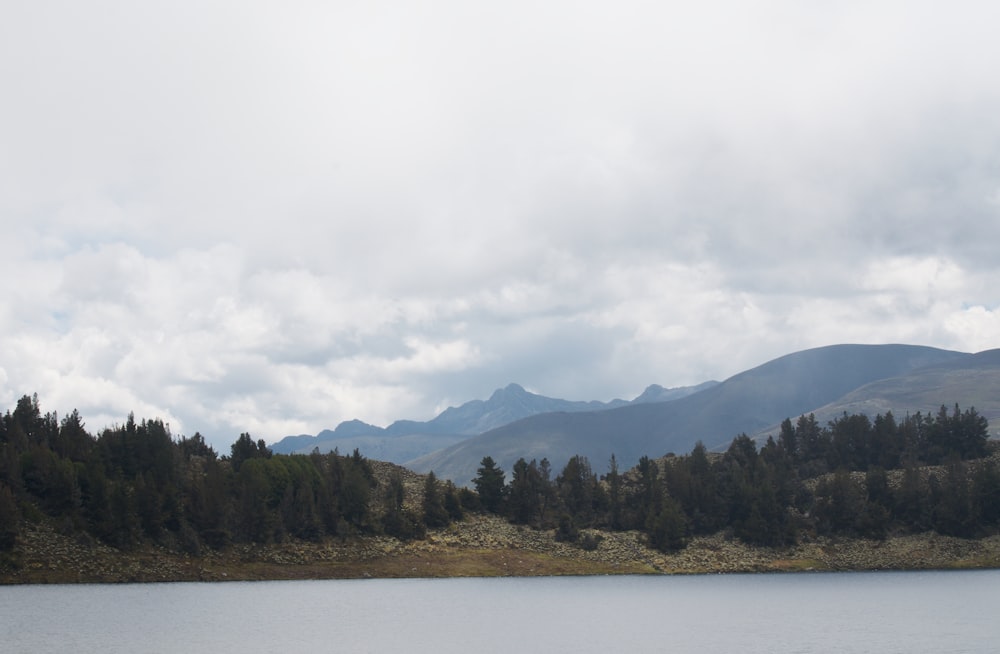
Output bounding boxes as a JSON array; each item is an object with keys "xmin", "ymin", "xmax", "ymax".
[{"xmin": 2, "ymin": 1, "xmax": 999, "ymax": 451}]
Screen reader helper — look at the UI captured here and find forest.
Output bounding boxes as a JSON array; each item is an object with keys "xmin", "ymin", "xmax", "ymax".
[{"xmin": 1, "ymin": 393, "xmax": 999, "ymax": 557}]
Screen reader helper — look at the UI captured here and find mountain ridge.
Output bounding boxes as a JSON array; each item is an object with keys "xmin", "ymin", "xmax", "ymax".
[
  {"xmin": 756, "ymin": 347, "xmax": 1000, "ymax": 441},
  {"xmin": 271, "ymin": 381, "xmax": 717, "ymax": 456},
  {"xmin": 407, "ymin": 344, "xmax": 984, "ymax": 484}
]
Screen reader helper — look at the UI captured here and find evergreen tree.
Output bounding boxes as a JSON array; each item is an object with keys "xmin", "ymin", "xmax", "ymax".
[
  {"xmin": 931, "ymin": 460, "xmax": 975, "ymax": 537},
  {"xmin": 110, "ymin": 480, "xmax": 139, "ymax": 548},
  {"xmin": 604, "ymin": 454, "xmax": 624, "ymax": 531},
  {"xmin": 11, "ymin": 394, "xmax": 44, "ymax": 446},
  {"xmin": 381, "ymin": 470, "xmax": 424, "ymax": 540},
  {"xmin": 442, "ymin": 480, "xmax": 464, "ymax": 522},
  {"xmin": 422, "ymin": 471, "xmax": 450, "ymax": 529},
  {"xmin": 235, "ymin": 459, "xmax": 276, "ymax": 542},
  {"xmin": 871, "ymin": 412, "xmax": 901, "ymax": 469},
  {"xmin": 0, "ymin": 483, "xmax": 20, "ymax": 550},
  {"xmin": 473, "ymin": 456, "xmax": 506, "ymax": 514},
  {"xmin": 337, "ymin": 454, "xmax": 373, "ymax": 531},
  {"xmin": 80, "ymin": 459, "xmax": 114, "ymax": 542},
  {"xmin": 188, "ymin": 455, "xmax": 231, "ymax": 548},
  {"xmin": 827, "ymin": 412, "xmax": 872, "ymax": 470},
  {"xmin": 972, "ymin": 459, "xmax": 1000, "ymax": 528},
  {"xmin": 554, "ymin": 513, "xmax": 578, "ymax": 543},
  {"xmin": 625, "ymin": 455, "xmax": 661, "ymax": 530},
  {"xmin": 55, "ymin": 409, "xmax": 92, "ymax": 462},
  {"xmin": 777, "ymin": 418, "xmax": 798, "ymax": 461},
  {"xmin": 230, "ymin": 432, "xmax": 271, "ymax": 472},
  {"xmin": 507, "ymin": 458, "xmax": 542, "ymax": 525},
  {"xmin": 134, "ymin": 472, "xmax": 164, "ymax": 539},
  {"xmin": 557, "ymin": 455, "xmax": 596, "ymax": 527},
  {"xmin": 893, "ymin": 461, "xmax": 930, "ymax": 531},
  {"xmin": 865, "ymin": 467, "xmax": 892, "ymax": 511},
  {"xmin": 857, "ymin": 468, "xmax": 892, "ymax": 539},
  {"xmin": 647, "ymin": 496, "xmax": 687, "ymax": 552},
  {"xmin": 687, "ymin": 442, "xmax": 723, "ymax": 534},
  {"xmin": 813, "ymin": 469, "xmax": 863, "ymax": 535}
]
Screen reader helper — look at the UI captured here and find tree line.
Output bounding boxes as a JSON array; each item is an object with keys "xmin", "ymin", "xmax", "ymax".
[
  {"xmin": 469, "ymin": 403, "xmax": 1000, "ymax": 551},
  {"xmin": 0, "ymin": 394, "xmax": 468, "ymax": 554},
  {"xmin": 2, "ymin": 394, "xmax": 998, "ymax": 558}
]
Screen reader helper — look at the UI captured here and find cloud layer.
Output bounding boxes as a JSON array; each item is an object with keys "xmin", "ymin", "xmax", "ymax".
[{"xmin": 2, "ymin": 1, "xmax": 999, "ymax": 449}]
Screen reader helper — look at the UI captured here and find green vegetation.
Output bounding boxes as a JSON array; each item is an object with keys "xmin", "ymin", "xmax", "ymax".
[
  {"xmin": 469, "ymin": 404, "xmax": 1000, "ymax": 552},
  {"xmin": 1, "ymin": 393, "xmax": 998, "ymax": 572},
  {"xmin": 0, "ymin": 394, "xmax": 462, "ymax": 557}
]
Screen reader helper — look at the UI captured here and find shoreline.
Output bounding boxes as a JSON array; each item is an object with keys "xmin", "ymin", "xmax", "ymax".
[{"xmin": 4, "ymin": 515, "xmax": 1000, "ymax": 584}]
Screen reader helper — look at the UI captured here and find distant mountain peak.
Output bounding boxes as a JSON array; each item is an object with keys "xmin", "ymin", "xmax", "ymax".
[
  {"xmin": 488, "ymin": 383, "xmax": 529, "ymax": 402},
  {"xmin": 407, "ymin": 343, "xmax": 977, "ymax": 484},
  {"xmin": 333, "ymin": 419, "xmax": 382, "ymax": 436},
  {"xmin": 632, "ymin": 381, "xmax": 719, "ymax": 404},
  {"xmin": 272, "ymin": 379, "xmax": 715, "ymax": 457}
]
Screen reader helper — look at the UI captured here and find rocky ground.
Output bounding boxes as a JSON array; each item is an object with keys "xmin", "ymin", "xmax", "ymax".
[{"xmin": 3, "ymin": 514, "xmax": 1000, "ymax": 584}]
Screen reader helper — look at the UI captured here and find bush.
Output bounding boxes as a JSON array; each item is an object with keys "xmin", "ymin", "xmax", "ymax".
[{"xmin": 554, "ymin": 514, "xmax": 578, "ymax": 543}]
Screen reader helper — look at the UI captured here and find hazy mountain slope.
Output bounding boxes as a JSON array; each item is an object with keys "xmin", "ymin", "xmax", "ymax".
[
  {"xmin": 407, "ymin": 344, "xmax": 967, "ymax": 484},
  {"xmin": 273, "ymin": 420, "xmax": 387, "ymax": 455},
  {"xmin": 775, "ymin": 348, "xmax": 1000, "ymax": 438},
  {"xmin": 286, "ymin": 432, "xmax": 470, "ymax": 462},
  {"xmin": 272, "ymin": 382, "xmax": 713, "ymax": 457},
  {"xmin": 631, "ymin": 381, "xmax": 719, "ymax": 403},
  {"xmin": 398, "ymin": 383, "xmax": 630, "ymax": 436}
]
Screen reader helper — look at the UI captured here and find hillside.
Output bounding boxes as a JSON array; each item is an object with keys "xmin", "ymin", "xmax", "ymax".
[
  {"xmin": 7, "ymin": 442, "xmax": 1000, "ymax": 583},
  {"xmin": 4, "ymin": 387, "xmax": 1000, "ymax": 584},
  {"xmin": 772, "ymin": 348, "xmax": 1000, "ymax": 440},
  {"xmin": 408, "ymin": 344, "xmax": 970, "ymax": 484},
  {"xmin": 6, "ymin": 514, "xmax": 1000, "ymax": 583},
  {"xmin": 272, "ymin": 381, "xmax": 716, "ymax": 459}
]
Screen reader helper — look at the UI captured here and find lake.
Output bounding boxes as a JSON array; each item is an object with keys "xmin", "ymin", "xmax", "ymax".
[{"xmin": 2, "ymin": 570, "xmax": 998, "ymax": 653}]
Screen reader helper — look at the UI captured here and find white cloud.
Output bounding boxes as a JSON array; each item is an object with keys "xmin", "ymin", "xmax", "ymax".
[
  {"xmin": 946, "ymin": 306, "xmax": 1000, "ymax": 353},
  {"xmin": 860, "ymin": 257, "xmax": 966, "ymax": 298},
  {"xmin": 1, "ymin": 1, "xmax": 999, "ymax": 449}
]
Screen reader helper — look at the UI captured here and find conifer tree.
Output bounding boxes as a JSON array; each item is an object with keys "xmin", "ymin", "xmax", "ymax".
[
  {"xmin": 473, "ymin": 456, "xmax": 506, "ymax": 514},
  {"xmin": 422, "ymin": 471, "xmax": 450, "ymax": 529}
]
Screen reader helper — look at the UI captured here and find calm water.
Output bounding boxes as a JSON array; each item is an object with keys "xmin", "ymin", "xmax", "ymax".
[{"xmin": 2, "ymin": 570, "xmax": 998, "ymax": 653}]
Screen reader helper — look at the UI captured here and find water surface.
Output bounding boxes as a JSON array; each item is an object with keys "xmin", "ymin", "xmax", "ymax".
[{"xmin": 2, "ymin": 570, "xmax": 997, "ymax": 653}]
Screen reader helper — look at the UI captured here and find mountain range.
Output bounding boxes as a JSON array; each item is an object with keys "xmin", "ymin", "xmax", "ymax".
[
  {"xmin": 406, "ymin": 344, "xmax": 1000, "ymax": 484},
  {"xmin": 271, "ymin": 380, "xmax": 718, "ymax": 460},
  {"xmin": 275, "ymin": 343, "xmax": 1000, "ymax": 485}
]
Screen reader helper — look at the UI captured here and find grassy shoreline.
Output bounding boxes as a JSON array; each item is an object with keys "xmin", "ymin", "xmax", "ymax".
[{"xmin": 4, "ymin": 515, "xmax": 999, "ymax": 585}]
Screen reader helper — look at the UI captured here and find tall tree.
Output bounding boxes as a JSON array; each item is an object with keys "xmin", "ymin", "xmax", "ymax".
[
  {"xmin": 230, "ymin": 432, "xmax": 271, "ymax": 472},
  {"xmin": 777, "ymin": 417, "xmax": 797, "ymax": 461},
  {"xmin": 796, "ymin": 413, "xmax": 827, "ymax": 476},
  {"xmin": 557, "ymin": 456, "xmax": 596, "ymax": 526},
  {"xmin": 647, "ymin": 495, "xmax": 687, "ymax": 552},
  {"xmin": 473, "ymin": 456, "xmax": 506, "ymax": 514},
  {"xmin": 0, "ymin": 483, "xmax": 20, "ymax": 550},
  {"xmin": 813, "ymin": 469, "xmax": 863, "ymax": 535},
  {"xmin": 932, "ymin": 459, "xmax": 975, "ymax": 537},
  {"xmin": 507, "ymin": 458, "xmax": 542, "ymax": 525},
  {"xmin": 422, "ymin": 471, "xmax": 450, "ymax": 529},
  {"xmin": 381, "ymin": 470, "xmax": 424, "ymax": 540},
  {"xmin": 605, "ymin": 454, "xmax": 624, "ymax": 531},
  {"xmin": 625, "ymin": 455, "xmax": 661, "ymax": 531}
]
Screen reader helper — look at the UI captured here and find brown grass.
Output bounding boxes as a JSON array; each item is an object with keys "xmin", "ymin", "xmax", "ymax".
[{"xmin": 192, "ymin": 548, "xmax": 654, "ymax": 582}]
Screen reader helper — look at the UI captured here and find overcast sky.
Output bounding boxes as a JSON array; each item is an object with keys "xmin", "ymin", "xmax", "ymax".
[{"xmin": 2, "ymin": 1, "xmax": 999, "ymax": 450}]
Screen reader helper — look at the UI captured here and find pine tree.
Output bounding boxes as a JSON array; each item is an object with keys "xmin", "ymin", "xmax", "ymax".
[
  {"xmin": 647, "ymin": 496, "xmax": 687, "ymax": 552},
  {"xmin": 605, "ymin": 454, "xmax": 624, "ymax": 531},
  {"xmin": 0, "ymin": 483, "xmax": 19, "ymax": 550},
  {"xmin": 507, "ymin": 458, "xmax": 541, "ymax": 525},
  {"xmin": 473, "ymin": 456, "xmax": 506, "ymax": 514},
  {"xmin": 422, "ymin": 472, "xmax": 450, "ymax": 529}
]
